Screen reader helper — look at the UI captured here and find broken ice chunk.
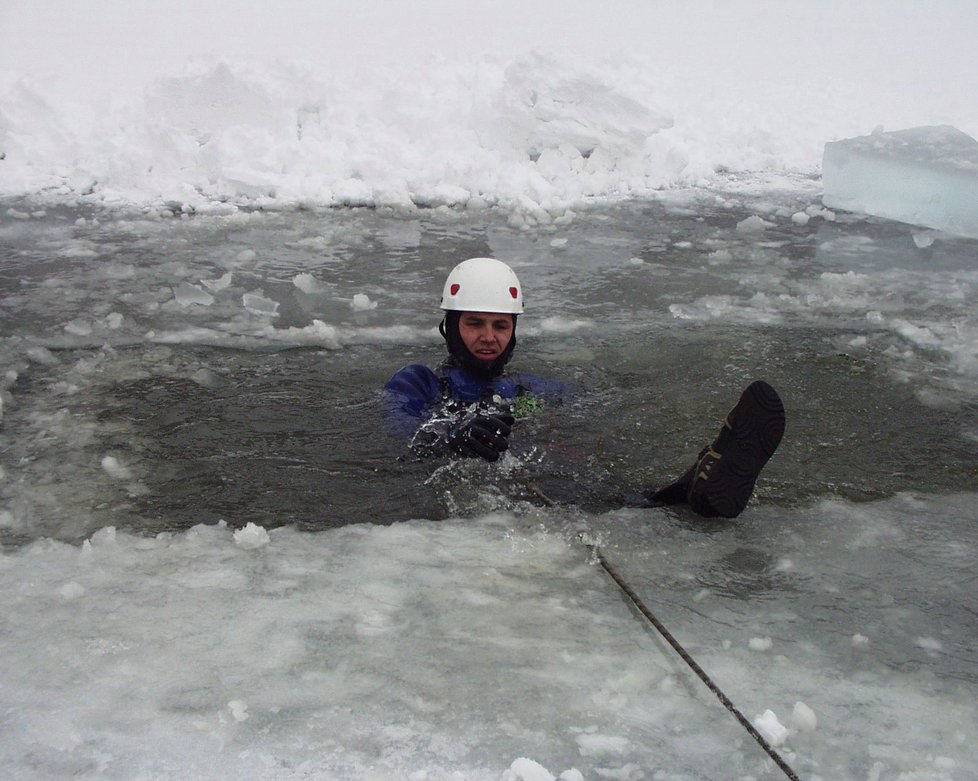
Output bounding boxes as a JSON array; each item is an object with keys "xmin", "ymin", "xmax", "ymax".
[
  {"xmin": 227, "ymin": 699, "xmax": 249, "ymax": 722},
  {"xmin": 242, "ymin": 292, "xmax": 280, "ymax": 317},
  {"xmin": 748, "ymin": 636, "xmax": 773, "ymax": 651},
  {"xmin": 791, "ymin": 701, "xmax": 818, "ymax": 732},
  {"xmin": 350, "ymin": 293, "xmax": 378, "ymax": 311},
  {"xmin": 201, "ymin": 272, "xmax": 232, "ymax": 292},
  {"xmin": 753, "ymin": 709, "xmax": 789, "ymax": 746},
  {"xmin": 173, "ymin": 282, "xmax": 215, "ymax": 307},
  {"xmin": 736, "ymin": 215, "xmax": 775, "ymax": 233},
  {"xmin": 293, "ymin": 273, "xmax": 324, "ymax": 294},
  {"xmin": 101, "ymin": 455, "xmax": 133, "ymax": 480},
  {"xmin": 912, "ymin": 230, "xmax": 937, "ymax": 248},
  {"xmin": 822, "ymin": 125, "xmax": 978, "ymax": 239}
]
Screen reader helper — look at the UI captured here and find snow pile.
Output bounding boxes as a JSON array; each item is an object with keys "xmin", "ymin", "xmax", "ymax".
[
  {"xmin": 0, "ymin": 57, "xmax": 685, "ymax": 219},
  {"xmin": 2, "ymin": 3, "xmax": 977, "ymax": 217}
]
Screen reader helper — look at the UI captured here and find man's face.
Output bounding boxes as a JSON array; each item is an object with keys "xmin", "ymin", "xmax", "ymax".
[{"xmin": 458, "ymin": 312, "xmax": 514, "ymax": 362}]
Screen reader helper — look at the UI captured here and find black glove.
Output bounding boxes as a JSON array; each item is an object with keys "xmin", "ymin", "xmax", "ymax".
[{"xmin": 448, "ymin": 413, "xmax": 515, "ymax": 462}]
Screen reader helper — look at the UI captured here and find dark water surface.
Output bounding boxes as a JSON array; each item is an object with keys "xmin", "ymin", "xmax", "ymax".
[{"xmin": 2, "ymin": 191, "xmax": 977, "ymax": 544}]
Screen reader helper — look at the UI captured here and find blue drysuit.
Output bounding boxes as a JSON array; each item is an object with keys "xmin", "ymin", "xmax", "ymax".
[{"xmin": 385, "ymin": 361, "xmax": 567, "ymax": 454}]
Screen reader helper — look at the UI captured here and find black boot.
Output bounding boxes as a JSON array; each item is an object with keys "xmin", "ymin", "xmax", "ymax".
[{"xmin": 647, "ymin": 380, "xmax": 785, "ymax": 518}]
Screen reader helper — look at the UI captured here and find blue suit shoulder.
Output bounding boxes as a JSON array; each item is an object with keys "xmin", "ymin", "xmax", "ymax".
[{"xmin": 385, "ymin": 364, "xmax": 442, "ymax": 419}]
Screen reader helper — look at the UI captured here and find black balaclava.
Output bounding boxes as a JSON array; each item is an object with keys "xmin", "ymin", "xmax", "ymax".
[{"xmin": 440, "ymin": 311, "xmax": 518, "ymax": 380}]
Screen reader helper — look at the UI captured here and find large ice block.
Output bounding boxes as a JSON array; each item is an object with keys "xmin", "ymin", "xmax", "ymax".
[{"xmin": 822, "ymin": 125, "xmax": 978, "ymax": 239}]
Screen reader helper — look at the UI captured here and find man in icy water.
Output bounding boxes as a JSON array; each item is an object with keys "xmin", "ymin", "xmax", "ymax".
[{"xmin": 385, "ymin": 257, "xmax": 785, "ymax": 518}]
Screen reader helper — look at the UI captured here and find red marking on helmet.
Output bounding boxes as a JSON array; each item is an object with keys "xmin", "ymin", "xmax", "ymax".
[
  {"xmin": 450, "ymin": 283, "xmax": 460, "ymax": 295},
  {"xmin": 509, "ymin": 287, "xmax": 519, "ymax": 299}
]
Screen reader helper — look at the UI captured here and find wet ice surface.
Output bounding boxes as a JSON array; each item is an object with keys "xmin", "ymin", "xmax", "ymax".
[{"xmin": 1, "ymin": 188, "xmax": 977, "ymax": 779}]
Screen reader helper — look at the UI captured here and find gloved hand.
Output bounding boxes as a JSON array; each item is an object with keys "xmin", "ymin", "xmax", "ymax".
[{"xmin": 448, "ymin": 413, "xmax": 515, "ymax": 462}]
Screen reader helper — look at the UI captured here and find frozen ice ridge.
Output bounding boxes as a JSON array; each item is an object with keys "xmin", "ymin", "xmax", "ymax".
[{"xmin": 822, "ymin": 125, "xmax": 978, "ymax": 239}]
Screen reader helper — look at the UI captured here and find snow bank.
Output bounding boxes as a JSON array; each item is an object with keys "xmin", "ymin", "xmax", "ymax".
[
  {"xmin": 0, "ymin": 57, "xmax": 685, "ymax": 218},
  {"xmin": 2, "ymin": 3, "xmax": 977, "ymax": 217}
]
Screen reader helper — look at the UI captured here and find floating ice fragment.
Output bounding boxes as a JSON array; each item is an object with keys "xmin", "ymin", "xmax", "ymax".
[
  {"xmin": 293, "ymin": 272, "xmax": 323, "ymax": 294},
  {"xmin": 852, "ymin": 633, "xmax": 870, "ymax": 647},
  {"xmin": 912, "ymin": 231, "xmax": 936, "ymax": 249},
  {"xmin": 748, "ymin": 636, "xmax": 773, "ymax": 651},
  {"xmin": 242, "ymin": 292, "xmax": 280, "ymax": 317},
  {"xmin": 101, "ymin": 455, "xmax": 133, "ymax": 480},
  {"xmin": 350, "ymin": 293, "xmax": 378, "ymax": 311},
  {"xmin": 293, "ymin": 236, "xmax": 332, "ymax": 251},
  {"xmin": 791, "ymin": 211, "xmax": 810, "ymax": 225},
  {"xmin": 506, "ymin": 758, "xmax": 554, "ymax": 781},
  {"xmin": 707, "ymin": 249, "xmax": 733, "ymax": 264},
  {"xmin": 64, "ymin": 318, "xmax": 92, "ymax": 336},
  {"xmin": 228, "ymin": 700, "xmax": 249, "ymax": 722},
  {"xmin": 233, "ymin": 522, "xmax": 270, "ymax": 550},
  {"xmin": 822, "ymin": 125, "xmax": 978, "ymax": 238},
  {"xmin": 26, "ymin": 346, "xmax": 58, "ymax": 366},
  {"xmin": 559, "ymin": 771, "xmax": 584, "ymax": 781},
  {"xmin": 58, "ymin": 240, "xmax": 98, "ymax": 259},
  {"xmin": 258, "ymin": 319, "xmax": 342, "ymax": 348},
  {"xmin": 190, "ymin": 368, "xmax": 222, "ymax": 388},
  {"xmin": 790, "ymin": 701, "xmax": 818, "ymax": 732},
  {"xmin": 201, "ymin": 272, "xmax": 232, "ymax": 292},
  {"xmin": 753, "ymin": 709, "xmax": 789, "ymax": 746},
  {"xmin": 173, "ymin": 282, "xmax": 215, "ymax": 307},
  {"xmin": 537, "ymin": 316, "xmax": 591, "ymax": 333},
  {"xmin": 915, "ymin": 636, "xmax": 943, "ymax": 652},
  {"xmin": 236, "ymin": 249, "xmax": 257, "ymax": 263},
  {"xmin": 805, "ymin": 204, "xmax": 836, "ymax": 220},
  {"xmin": 736, "ymin": 215, "xmax": 775, "ymax": 232},
  {"xmin": 105, "ymin": 312, "xmax": 123, "ymax": 329}
]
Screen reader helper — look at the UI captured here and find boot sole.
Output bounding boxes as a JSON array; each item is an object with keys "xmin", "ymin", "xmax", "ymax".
[{"xmin": 690, "ymin": 380, "xmax": 785, "ymax": 517}]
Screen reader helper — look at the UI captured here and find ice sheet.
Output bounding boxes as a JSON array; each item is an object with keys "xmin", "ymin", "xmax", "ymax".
[
  {"xmin": 823, "ymin": 125, "xmax": 978, "ymax": 238},
  {"xmin": 2, "ymin": 496, "xmax": 975, "ymax": 780},
  {"xmin": 0, "ymin": 517, "xmax": 778, "ymax": 780}
]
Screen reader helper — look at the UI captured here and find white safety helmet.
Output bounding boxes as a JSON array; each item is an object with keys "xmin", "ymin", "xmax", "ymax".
[{"xmin": 439, "ymin": 257, "xmax": 524, "ymax": 314}]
